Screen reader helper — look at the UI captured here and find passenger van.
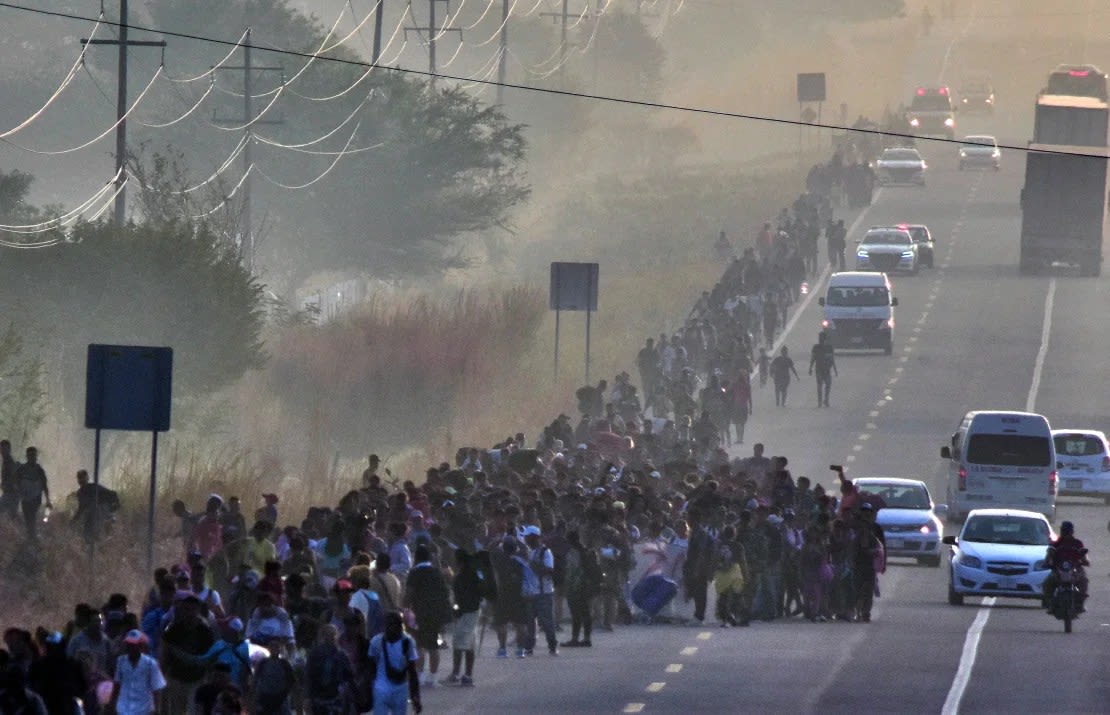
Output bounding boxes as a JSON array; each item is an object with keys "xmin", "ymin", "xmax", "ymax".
[
  {"xmin": 818, "ymin": 271, "xmax": 897, "ymax": 355},
  {"xmin": 941, "ymin": 411, "xmax": 1057, "ymax": 522}
]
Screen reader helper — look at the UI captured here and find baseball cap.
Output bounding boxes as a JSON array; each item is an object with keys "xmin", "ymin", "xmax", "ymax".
[
  {"xmin": 522, "ymin": 525, "xmax": 541, "ymax": 537},
  {"xmin": 123, "ymin": 629, "xmax": 147, "ymax": 645},
  {"xmin": 262, "ymin": 493, "xmax": 279, "ymax": 504}
]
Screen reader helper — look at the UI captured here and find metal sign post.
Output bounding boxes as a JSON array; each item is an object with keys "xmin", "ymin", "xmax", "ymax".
[
  {"xmin": 85, "ymin": 344, "xmax": 173, "ymax": 576},
  {"xmin": 549, "ymin": 262, "xmax": 599, "ymax": 384}
]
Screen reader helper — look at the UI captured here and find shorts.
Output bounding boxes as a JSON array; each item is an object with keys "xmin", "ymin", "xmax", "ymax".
[
  {"xmin": 411, "ymin": 625, "xmax": 441, "ymax": 651},
  {"xmin": 451, "ymin": 610, "xmax": 479, "ymax": 651}
]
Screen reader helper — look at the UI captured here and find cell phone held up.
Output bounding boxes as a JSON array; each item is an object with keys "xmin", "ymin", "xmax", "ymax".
[{"xmin": 829, "ymin": 464, "xmax": 844, "ymax": 472}]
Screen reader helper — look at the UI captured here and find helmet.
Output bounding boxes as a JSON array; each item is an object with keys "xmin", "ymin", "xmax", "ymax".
[{"xmin": 1061, "ymin": 521, "xmax": 1075, "ymax": 536}]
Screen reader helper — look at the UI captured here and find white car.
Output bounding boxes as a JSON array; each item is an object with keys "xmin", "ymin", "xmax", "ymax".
[
  {"xmin": 854, "ymin": 478, "xmax": 946, "ymax": 567},
  {"xmin": 875, "ymin": 147, "xmax": 927, "ymax": 185},
  {"xmin": 856, "ymin": 227, "xmax": 919, "ymax": 274},
  {"xmin": 943, "ymin": 509, "xmax": 1054, "ymax": 605},
  {"xmin": 1053, "ymin": 429, "xmax": 1110, "ymax": 503},
  {"xmin": 958, "ymin": 135, "xmax": 1001, "ymax": 171}
]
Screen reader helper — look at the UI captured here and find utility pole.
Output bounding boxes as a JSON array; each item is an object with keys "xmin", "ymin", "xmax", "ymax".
[
  {"xmin": 214, "ymin": 29, "xmax": 284, "ymax": 271},
  {"xmin": 81, "ymin": 0, "xmax": 166, "ymax": 226},
  {"xmin": 496, "ymin": 0, "xmax": 509, "ymax": 104},
  {"xmin": 540, "ymin": 0, "xmax": 576, "ymax": 86},
  {"xmin": 372, "ymin": 0, "xmax": 385, "ymax": 64},
  {"xmin": 404, "ymin": 0, "xmax": 462, "ymax": 82}
]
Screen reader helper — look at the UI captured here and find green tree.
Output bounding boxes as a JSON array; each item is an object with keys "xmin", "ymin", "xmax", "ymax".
[
  {"xmin": 0, "ymin": 169, "xmax": 266, "ymax": 411},
  {"xmin": 0, "ymin": 326, "xmax": 48, "ymax": 445}
]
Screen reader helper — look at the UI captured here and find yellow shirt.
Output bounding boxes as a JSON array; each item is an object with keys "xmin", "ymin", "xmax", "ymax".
[{"xmin": 246, "ymin": 537, "xmax": 277, "ymax": 573}]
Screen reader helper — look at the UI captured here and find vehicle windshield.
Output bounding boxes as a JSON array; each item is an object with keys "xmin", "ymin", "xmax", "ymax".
[
  {"xmin": 961, "ymin": 516, "xmax": 1051, "ymax": 545},
  {"xmin": 826, "ymin": 286, "xmax": 890, "ymax": 307},
  {"xmin": 1054, "ymin": 434, "xmax": 1105, "ymax": 457},
  {"xmin": 883, "ymin": 149, "xmax": 920, "ymax": 161},
  {"xmin": 862, "ymin": 232, "xmax": 911, "ymax": 246},
  {"xmin": 966, "ymin": 433, "xmax": 1053, "ymax": 467},
  {"xmin": 910, "ymin": 95, "xmax": 953, "ymax": 111},
  {"xmin": 858, "ymin": 484, "xmax": 930, "ymax": 509},
  {"xmin": 962, "ymin": 137, "xmax": 995, "ymax": 147}
]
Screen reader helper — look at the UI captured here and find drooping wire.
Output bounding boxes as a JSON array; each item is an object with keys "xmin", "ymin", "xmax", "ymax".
[
  {"xmin": 320, "ymin": 0, "xmax": 383, "ymax": 53},
  {"xmin": 2, "ymin": 66, "xmax": 163, "ymax": 155},
  {"xmin": 253, "ymin": 92, "xmax": 370, "ymax": 149},
  {"xmin": 470, "ymin": 0, "xmax": 520, "ymax": 47},
  {"xmin": 172, "ymin": 134, "xmax": 250, "ymax": 194},
  {"xmin": 255, "ymin": 120, "xmax": 362, "ymax": 190},
  {"xmin": 0, "ymin": 177, "xmax": 128, "ymax": 245},
  {"xmin": 461, "ymin": 0, "xmax": 497, "ymax": 30},
  {"xmin": 191, "ymin": 165, "xmax": 253, "ymax": 220},
  {"xmin": 208, "ymin": 82, "xmax": 286, "ymax": 132},
  {"xmin": 457, "ymin": 47, "xmax": 504, "ymax": 91},
  {"xmin": 0, "ymin": 168, "xmax": 121, "ymax": 232},
  {"xmin": 165, "ymin": 28, "xmax": 249, "ymax": 83},
  {"xmin": 0, "ymin": 12, "xmax": 104, "ymax": 139},
  {"xmin": 140, "ymin": 78, "xmax": 216, "ymax": 128}
]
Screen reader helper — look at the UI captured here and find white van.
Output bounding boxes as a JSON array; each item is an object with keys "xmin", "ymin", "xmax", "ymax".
[
  {"xmin": 941, "ymin": 411, "xmax": 1057, "ymax": 522},
  {"xmin": 817, "ymin": 271, "xmax": 898, "ymax": 354}
]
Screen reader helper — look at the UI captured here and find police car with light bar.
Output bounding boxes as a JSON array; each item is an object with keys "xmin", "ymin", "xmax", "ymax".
[{"xmin": 907, "ymin": 87, "xmax": 956, "ymax": 139}]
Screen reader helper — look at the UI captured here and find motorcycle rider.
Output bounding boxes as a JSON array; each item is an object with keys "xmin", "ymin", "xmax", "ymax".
[{"xmin": 1042, "ymin": 521, "xmax": 1089, "ymax": 612}]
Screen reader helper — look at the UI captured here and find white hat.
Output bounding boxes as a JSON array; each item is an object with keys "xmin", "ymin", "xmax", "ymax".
[{"xmin": 522, "ymin": 525, "xmax": 542, "ymax": 537}]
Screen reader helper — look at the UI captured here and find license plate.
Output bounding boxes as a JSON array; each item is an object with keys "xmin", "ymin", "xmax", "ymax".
[
  {"xmin": 850, "ymin": 337, "xmax": 864, "ymax": 344},
  {"xmin": 1066, "ymin": 479, "xmax": 1083, "ymax": 489},
  {"xmin": 999, "ymin": 577, "xmax": 1015, "ymax": 589},
  {"xmin": 887, "ymin": 539, "xmax": 904, "ymax": 549}
]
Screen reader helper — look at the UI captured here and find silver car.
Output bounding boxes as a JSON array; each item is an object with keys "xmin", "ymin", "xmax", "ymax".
[
  {"xmin": 855, "ymin": 478, "xmax": 946, "ymax": 567},
  {"xmin": 875, "ymin": 147, "xmax": 927, "ymax": 185},
  {"xmin": 958, "ymin": 135, "xmax": 1001, "ymax": 171},
  {"xmin": 1053, "ymin": 429, "xmax": 1110, "ymax": 503},
  {"xmin": 856, "ymin": 227, "xmax": 919, "ymax": 274},
  {"xmin": 943, "ymin": 509, "xmax": 1054, "ymax": 605}
]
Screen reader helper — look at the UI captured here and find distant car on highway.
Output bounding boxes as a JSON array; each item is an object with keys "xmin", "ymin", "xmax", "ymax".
[
  {"xmin": 958, "ymin": 75, "xmax": 995, "ymax": 113},
  {"xmin": 854, "ymin": 477, "xmax": 946, "ymax": 567},
  {"xmin": 943, "ymin": 509, "xmax": 1054, "ymax": 605},
  {"xmin": 958, "ymin": 135, "xmax": 1001, "ymax": 171},
  {"xmin": 875, "ymin": 147, "xmax": 927, "ymax": 186},
  {"xmin": 1053, "ymin": 429, "xmax": 1110, "ymax": 504},
  {"xmin": 897, "ymin": 223, "xmax": 935, "ymax": 268},
  {"xmin": 907, "ymin": 87, "xmax": 957, "ymax": 139},
  {"xmin": 856, "ymin": 226, "xmax": 919, "ymax": 274}
]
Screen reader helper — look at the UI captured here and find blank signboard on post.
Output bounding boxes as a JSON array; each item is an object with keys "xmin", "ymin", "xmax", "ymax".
[
  {"xmin": 550, "ymin": 262, "xmax": 599, "ymax": 311},
  {"xmin": 797, "ymin": 73, "xmax": 827, "ymax": 103},
  {"xmin": 85, "ymin": 344, "xmax": 173, "ymax": 432}
]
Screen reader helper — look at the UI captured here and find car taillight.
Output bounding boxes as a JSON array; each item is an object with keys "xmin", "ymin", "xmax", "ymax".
[
  {"xmin": 821, "ymin": 319, "xmax": 829, "ymax": 328},
  {"xmin": 1101, "ymin": 456, "xmax": 1110, "ymax": 472},
  {"xmin": 1049, "ymin": 470, "xmax": 1057, "ymax": 495},
  {"xmin": 958, "ymin": 467, "xmax": 967, "ymax": 491}
]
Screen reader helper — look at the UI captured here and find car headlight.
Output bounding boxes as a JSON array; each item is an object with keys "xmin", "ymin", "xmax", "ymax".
[
  {"xmin": 857, "ymin": 250, "xmax": 869, "ymax": 257},
  {"xmin": 962, "ymin": 97, "xmax": 968, "ymax": 103},
  {"xmin": 957, "ymin": 553, "xmax": 982, "ymax": 569},
  {"xmin": 909, "ymin": 117, "xmax": 920, "ymax": 127},
  {"xmin": 944, "ymin": 117, "xmax": 955, "ymax": 127},
  {"xmin": 992, "ymin": 151, "xmax": 1000, "ymax": 158},
  {"xmin": 959, "ymin": 150, "xmax": 967, "ymax": 157},
  {"xmin": 986, "ymin": 97, "xmax": 993, "ymax": 104},
  {"xmin": 918, "ymin": 523, "xmax": 937, "ymax": 534},
  {"xmin": 901, "ymin": 250, "xmax": 915, "ymax": 258}
]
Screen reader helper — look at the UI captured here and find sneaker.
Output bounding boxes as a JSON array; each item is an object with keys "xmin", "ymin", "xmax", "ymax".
[
  {"xmin": 496, "ymin": 647, "xmax": 508, "ymax": 659},
  {"xmin": 549, "ymin": 648, "xmax": 559, "ymax": 656},
  {"xmin": 516, "ymin": 648, "xmax": 527, "ymax": 658},
  {"xmin": 445, "ymin": 674, "xmax": 461, "ymax": 685},
  {"xmin": 460, "ymin": 676, "xmax": 474, "ymax": 687}
]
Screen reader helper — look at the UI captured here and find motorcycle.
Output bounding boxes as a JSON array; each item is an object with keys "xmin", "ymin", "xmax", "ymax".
[{"xmin": 1050, "ymin": 560, "xmax": 1083, "ymax": 633}]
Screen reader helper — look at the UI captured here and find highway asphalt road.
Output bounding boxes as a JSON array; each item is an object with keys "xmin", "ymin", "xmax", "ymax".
[{"xmin": 422, "ymin": 9, "xmax": 1110, "ymax": 715}]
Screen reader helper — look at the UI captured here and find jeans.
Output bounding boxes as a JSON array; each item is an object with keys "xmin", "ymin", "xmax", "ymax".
[
  {"xmin": 20, "ymin": 497, "xmax": 41, "ymax": 538},
  {"xmin": 528, "ymin": 593, "xmax": 557, "ymax": 651},
  {"xmin": 372, "ymin": 683, "xmax": 410, "ymax": 715}
]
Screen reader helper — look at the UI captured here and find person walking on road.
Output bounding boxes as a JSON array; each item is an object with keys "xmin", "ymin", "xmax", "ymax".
[
  {"xmin": 826, "ymin": 219, "xmax": 847, "ymax": 271},
  {"xmin": 770, "ymin": 347, "xmax": 800, "ymax": 407},
  {"xmin": 808, "ymin": 332, "xmax": 838, "ymax": 407}
]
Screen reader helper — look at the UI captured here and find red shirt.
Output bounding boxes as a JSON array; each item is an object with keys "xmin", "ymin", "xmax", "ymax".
[{"xmin": 1049, "ymin": 535, "xmax": 1087, "ymax": 569}]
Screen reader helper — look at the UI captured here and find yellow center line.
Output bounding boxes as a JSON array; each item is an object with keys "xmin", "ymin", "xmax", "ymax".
[
  {"xmin": 665, "ymin": 664, "xmax": 683, "ymax": 673},
  {"xmin": 646, "ymin": 682, "xmax": 666, "ymax": 693},
  {"xmin": 696, "ymin": 632, "xmax": 712, "ymax": 641},
  {"xmin": 680, "ymin": 646, "xmax": 698, "ymax": 656},
  {"xmin": 623, "ymin": 704, "xmax": 646, "ymax": 713}
]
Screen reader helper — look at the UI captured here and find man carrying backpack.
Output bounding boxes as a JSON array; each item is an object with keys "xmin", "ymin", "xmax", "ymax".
[
  {"xmin": 252, "ymin": 634, "xmax": 296, "ymax": 715},
  {"xmin": 524, "ymin": 525, "xmax": 559, "ymax": 657},
  {"xmin": 368, "ymin": 611, "xmax": 422, "ymax": 714}
]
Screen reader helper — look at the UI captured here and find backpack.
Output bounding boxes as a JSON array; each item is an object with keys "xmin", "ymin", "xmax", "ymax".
[
  {"xmin": 379, "ymin": 636, "xmax": 412, "ymax": 685},
  {"xmin": 253, "ymin": 655, "xmax": 294, "ymax": 710},
  {"xmin": 356, "ymin": 589, "xmax": 385, "ymax": 640},
  {"xmin": 514, "ymin": 556, "xmax": 541, "ymax": 598}
]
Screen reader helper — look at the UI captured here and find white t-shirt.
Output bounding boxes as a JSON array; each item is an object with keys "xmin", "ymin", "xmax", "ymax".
[
  {"xmin": 114, "ymin": 653, "xmax": 167, "ymax": 715},
  {"xmin": 368, "ymin": 634, "xmax": 418, "ymax": 690}
]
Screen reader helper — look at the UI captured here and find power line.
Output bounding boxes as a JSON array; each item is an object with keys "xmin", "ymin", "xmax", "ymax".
[{"xmin": 0, "ymin": 1, "xmax": 1104, "ymax": 160}]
